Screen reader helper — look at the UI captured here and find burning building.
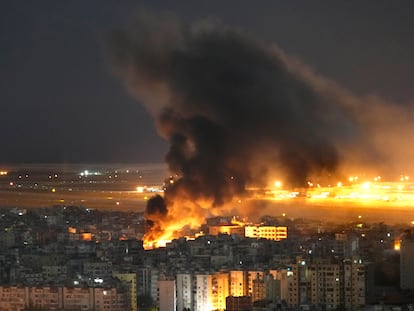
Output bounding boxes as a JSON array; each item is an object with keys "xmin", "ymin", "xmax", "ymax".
[{"xmin": 107, "ymin": 10, "xmax": 414, "ymax": 248}]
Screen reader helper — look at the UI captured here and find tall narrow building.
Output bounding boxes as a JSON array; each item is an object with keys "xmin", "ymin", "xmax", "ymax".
[
  {"xmin": 213, "ymin": 272, "xmax": 230, "ymax": 310},
  {"xmin": 194, "ymin": 274, "xmax": 214, "ymax": 311},
  {"xmin": 230, "ymin": 270, "xmax": 246, "ymax": 296},
  {"xmin": 400, "ymin": 235, "xmax": 414, "ymax": 290},
  {"xmin": 158, "ymin": 280, "xmax": 176, "ymax": 311},
  {"xmin": 176, "ymin": 273, "xmax": 193, "ymax": 311}
]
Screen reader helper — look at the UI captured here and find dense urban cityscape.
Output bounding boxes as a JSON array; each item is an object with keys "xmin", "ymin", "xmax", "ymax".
[
  {"xmin": 3, "ymin": 2, "xmax": 414, "ymax": 311},
  {"xmin": 0, "ymin": 165, "xmax": 413, "ymax": 311}
]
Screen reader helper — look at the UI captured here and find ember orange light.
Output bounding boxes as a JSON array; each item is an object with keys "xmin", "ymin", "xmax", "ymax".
[
  {"xmin": 266, "ymin": 175, "xmax": 414, "ymax": 207},
  {"xmin": 143, "ymin": 198, "xmax": 238, "ymax": 250},
  {"xmin": 145, "ymin": 174, "xmax": 414, "ymax": 249},
  {"xmin": 394, "ymin": 239, "xmax": 401, "ymax": 251}
]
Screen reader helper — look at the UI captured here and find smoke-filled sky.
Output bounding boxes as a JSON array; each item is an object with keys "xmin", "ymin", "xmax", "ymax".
[{"xmin": 1, "ymin": 0, "xmax": 414, "ymax": 168}]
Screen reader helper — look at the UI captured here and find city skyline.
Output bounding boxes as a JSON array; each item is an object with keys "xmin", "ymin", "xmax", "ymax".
[
  {"xmin": 1, "ymin": 1, "xmax": 414, "ymax": 164},
  {"xmin": 2, "ymin": 4, "xmax": 414, "ymax": 309}
]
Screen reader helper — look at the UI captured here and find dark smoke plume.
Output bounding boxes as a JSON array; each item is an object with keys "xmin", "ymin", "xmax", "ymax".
[
  {"xmin": 144, "ymin": 194, "xmax": 168, "ymax": 241},
  {"xmin": 146, "ymin": 194, "xmax": 167, "ymax": 218},
  {"xmin": 107, "ymin": 11, "xmax": 359, "ymax": 210}
]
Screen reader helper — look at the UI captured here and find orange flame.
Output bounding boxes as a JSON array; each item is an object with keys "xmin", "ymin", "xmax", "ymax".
[
  {"xmin": 143, "ymin": 197, "xmax": 241, "ymax": 249},
  {"xmin": 144, "ymin": 174, "xmax": 414, "ymax": 249}
]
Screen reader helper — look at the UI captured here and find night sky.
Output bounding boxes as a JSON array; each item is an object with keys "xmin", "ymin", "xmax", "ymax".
[{"xmin": 1, "ymin": 1, "xmax": 414, "ymax": 164}]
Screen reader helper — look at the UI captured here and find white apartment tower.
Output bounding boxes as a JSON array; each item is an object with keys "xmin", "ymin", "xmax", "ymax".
[
  {"xmin": 194, "ymin": 274, "xmax": 214, "ymax": 311},
  {"xmin": 176, "ymin": 273, "xmax": 193, "ymax": 311}
]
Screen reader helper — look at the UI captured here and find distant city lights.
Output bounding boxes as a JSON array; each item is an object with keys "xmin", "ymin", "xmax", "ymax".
[
  {"xmin": 79, "ymin": 170, "xmax": 101, "ymax": 177},
  {"xmin": 136, "ymin": 185, "xmax": 163, "ymax": 193}
]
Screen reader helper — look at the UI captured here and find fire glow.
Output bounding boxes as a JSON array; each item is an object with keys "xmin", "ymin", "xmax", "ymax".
[
  {"xmin": 108, "ymin": 12, "xmax": 414, "ymax": 250},
  {"xmin": 268, "ymin": 175, "xmax": 414, "ymax": 205},
  {"xmin": 143, "ymin": 174, "xmax": 414, "ymax": 249},
  {"xmin": 142, "ymin": 209, "xmax": 193, "ymax": 250},
  {"xmin": 143, "ymin": 197, "xmax": 240, "ymax": 250}
]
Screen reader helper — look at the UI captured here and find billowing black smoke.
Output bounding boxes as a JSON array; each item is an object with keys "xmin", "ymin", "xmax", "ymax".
[
  {"xmin": 146, "ymin": 194, "xmax": 167, "ymax": 218},
  {"xmin": 144, "ymin": 194, "xmax": 167, "ymax": 237},
  {"xmin": 107, "ymin": 11, "xmax": 356, "ymax": 208}
]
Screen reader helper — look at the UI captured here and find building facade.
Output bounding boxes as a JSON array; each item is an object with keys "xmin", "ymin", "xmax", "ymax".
[
  {"xmin": 245, "ymin": 226, "xmax": 288, "ymax": 241},
  {"xmin": 0, "ymin": 285, "xmax": 128, "ymax": 311},
  {"xmin": 400, "ymin": 236, "xmax": 414, "ymax": 290},
  {"xmin": 176, "ymin": 273, "xmax": 193, "ymax": 311},
  {"xmin": 286, "ymin": 258, "xmax": 365, "ymax": 311}
]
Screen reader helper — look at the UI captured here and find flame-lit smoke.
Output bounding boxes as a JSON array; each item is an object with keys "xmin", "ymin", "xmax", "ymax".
[
  {"xmin": 144, "ymin": 194, "xmax": 168, "ymax": 246},
  {"xmin": 107, "ymin": 10, "xmax": 414, "ymax": 247}
]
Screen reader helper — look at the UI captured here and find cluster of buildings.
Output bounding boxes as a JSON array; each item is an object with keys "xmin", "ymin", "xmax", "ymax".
[
  {"xmin": 154, "ymin": 256, "xmax": 365, "ymax": 311},
  {"xmin": 0, "ymin": 285, "xmax": 129, "ymax": 311},
  {"xmin": 0, "ymin": 205, "xmax": 413, "ymax": 310}
]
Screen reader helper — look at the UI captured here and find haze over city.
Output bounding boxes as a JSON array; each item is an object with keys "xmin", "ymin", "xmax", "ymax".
[
  {"xmin": 2, "ymin": 0, "xmax": 414, "ymax": 248},
  {"xmin": 2, "ymin": 2, "xmax": 414, "ymax": 310}
]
